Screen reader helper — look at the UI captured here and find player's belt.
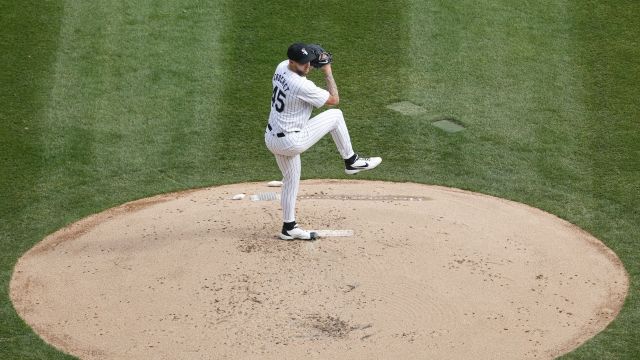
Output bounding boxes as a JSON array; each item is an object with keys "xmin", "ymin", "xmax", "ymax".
[{"xmin": 267, "ymin": 123, "xmax": 297, "ymax": 138}]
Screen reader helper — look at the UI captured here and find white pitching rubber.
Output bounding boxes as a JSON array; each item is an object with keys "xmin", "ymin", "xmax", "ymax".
[
  {"xmin": 231, "ymin": 193, "xmax": 245, "ymax": 200},
  {"xmin": 267, "ymin": 180, "xmax": 283, "ymax": 187},
  {"xmin": 309, "ymin": 229, "xmax": 354, "ymax": 237},
  {"xmin": 250, "ymin": 192, "xmax": 280, "ymax": 201}
]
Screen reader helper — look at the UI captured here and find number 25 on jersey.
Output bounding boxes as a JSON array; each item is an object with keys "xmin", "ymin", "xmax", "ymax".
[{"xmin": 272, "ymin": 86, "xmax": 286, "ymax": 113}]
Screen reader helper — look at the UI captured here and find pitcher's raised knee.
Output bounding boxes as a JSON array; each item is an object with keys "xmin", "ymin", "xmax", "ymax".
[{"xmin": 327, "ymin": 108, "xmax": 343, "ymax": 118}]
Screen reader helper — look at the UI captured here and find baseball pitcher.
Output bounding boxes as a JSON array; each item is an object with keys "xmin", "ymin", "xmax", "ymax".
[{"xmin": 265, "ymin": 43, "xmax": 382, "ymax": 240}]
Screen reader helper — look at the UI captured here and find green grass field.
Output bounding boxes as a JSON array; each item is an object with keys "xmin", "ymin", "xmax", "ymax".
[{"xmin": 1, "ymin": 0, "xmax": 638, "ymax": 358}]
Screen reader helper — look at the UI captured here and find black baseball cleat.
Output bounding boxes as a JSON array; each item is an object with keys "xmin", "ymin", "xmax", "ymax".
[
  {"xmin": 345, "ymin": 154, "xmax": 382, "ymax": 175},
  {"xmin": 280, "ymin": 225, "xmax": 318, "ymax": 241}
]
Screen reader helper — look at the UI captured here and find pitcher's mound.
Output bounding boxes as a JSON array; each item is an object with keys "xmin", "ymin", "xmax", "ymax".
[{"xmin": 10, "ymin": 180, "xmax": 627, "ymax": 359}]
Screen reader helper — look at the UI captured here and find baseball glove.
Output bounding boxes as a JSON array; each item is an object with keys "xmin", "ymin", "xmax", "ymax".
[{"xmin": 308, "ymin": 44, "xmax": 333, "ymax": 68}]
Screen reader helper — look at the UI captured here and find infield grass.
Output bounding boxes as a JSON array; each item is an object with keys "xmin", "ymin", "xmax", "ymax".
[{"xmin": 1, "ymin": 0, "xmax": 638, "ymax": 359}]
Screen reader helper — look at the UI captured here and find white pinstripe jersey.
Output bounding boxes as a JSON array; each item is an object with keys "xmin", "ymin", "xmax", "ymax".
[{"xmin": 269, "ymin": 60, "xmax": 330, "ymax": 132}]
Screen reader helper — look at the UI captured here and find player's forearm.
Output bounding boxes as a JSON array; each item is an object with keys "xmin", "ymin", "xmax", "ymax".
[
  {"xmin": 321, "ymin": 64, "xmax": 339, "ymax": 105},
  {"xmin": 325, "ymin": 74, "xmax": 339, "ymax": 98},
  {"xmin": 324, "ymin": 75, "xmax": 339, "ymax": 106}
]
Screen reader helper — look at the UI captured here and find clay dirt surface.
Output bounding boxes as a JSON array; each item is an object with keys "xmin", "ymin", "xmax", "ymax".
[{"xmin": 10, "ymin": 180, "xmax": 628, "ymax": 359}]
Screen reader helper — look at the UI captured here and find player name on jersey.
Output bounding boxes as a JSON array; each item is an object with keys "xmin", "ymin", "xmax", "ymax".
[{"xmin": 272, "ymin": 73, "xmax": 291, "ymax": 92}]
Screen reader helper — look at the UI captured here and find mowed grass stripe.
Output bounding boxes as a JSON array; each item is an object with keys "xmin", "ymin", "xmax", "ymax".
[
  {"xmin": 42, "ymin": 1, "xmax": 232, "ymax": 199},
  {"xmin": 0, "ymin": 1, "xmax": 76, "ymax": 358},
  {"xmin": 559, "ymin": 1, "xmax": 640, "ymax": 359},
  {"xmin": 0, "ymin": 0, "xmax": 63, "ymax": 255}
]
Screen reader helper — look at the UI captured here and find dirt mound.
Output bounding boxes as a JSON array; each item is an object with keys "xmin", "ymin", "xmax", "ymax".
[{"xmin": 10, "ymin": 180, "xmax": 628, "ymax": 359}]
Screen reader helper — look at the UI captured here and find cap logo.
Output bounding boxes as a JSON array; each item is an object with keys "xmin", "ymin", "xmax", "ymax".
[{"xmin": 301, "ymin": 48, "xmax": 308, "ymax": 55}]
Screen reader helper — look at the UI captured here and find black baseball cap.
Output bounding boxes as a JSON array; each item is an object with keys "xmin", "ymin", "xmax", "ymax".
[{"xmin": 287, "ymin": 43, "xmax": 316, "ymax": 64}]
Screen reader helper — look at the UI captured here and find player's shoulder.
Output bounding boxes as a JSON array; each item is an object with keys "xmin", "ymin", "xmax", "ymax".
[
  {"xmin": 276, "ymin": 59, "xmax": 289, "ymax": 71},
  {"xmin": 275, "ymin": 60, "xmax": 297, "ymax": 80}
]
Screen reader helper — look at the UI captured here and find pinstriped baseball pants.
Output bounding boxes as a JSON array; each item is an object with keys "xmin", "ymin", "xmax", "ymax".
[{"xmin": 265, "ymin": 108, "xmax": 355, "ymax": 222}]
